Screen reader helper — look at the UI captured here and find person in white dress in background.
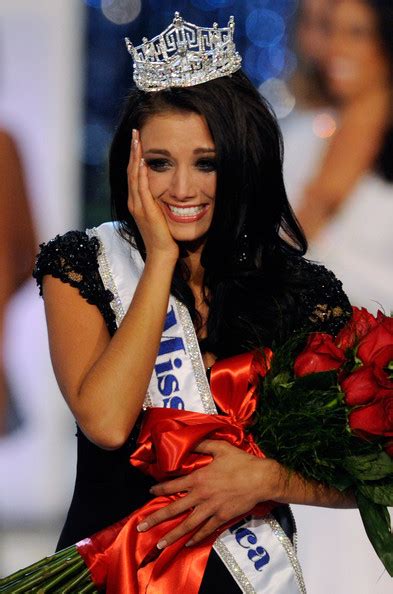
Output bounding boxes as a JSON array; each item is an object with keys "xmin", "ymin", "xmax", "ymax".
[
  {"xmin": 282, "ymin": 2, "xmax": 393, "ymax": 593},
  {"xmin": 283, "ymin": 0, "xmax": 393, "ymax": 316}
]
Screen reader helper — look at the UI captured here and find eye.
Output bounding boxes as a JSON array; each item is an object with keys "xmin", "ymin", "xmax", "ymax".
[
  {"xmin": 145, "ymin": 158, "xmax": 172, "ymax": 172},
  {"xmin": 195, "ymin": 158, "xmax": 217, "ymax": 172}
]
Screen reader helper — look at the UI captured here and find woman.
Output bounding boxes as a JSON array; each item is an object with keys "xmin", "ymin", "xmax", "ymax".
[
  {"xmin": 0, "ymin": 129, "xmax": 36, "ymax": 434},
  {"xmin": 289, "ymin": 0, "xmax": 331, "ymax": 109},
  {"xmin": 284, "ymin": 0, "xmax": 393, "ymax": 313},
  {"xmin": 33, "ymin": 14, "xmax": 354, "ymax": 592},
  {"xmin": 282, "ymin": 2, "xmax": 393, "ymax": 592}
]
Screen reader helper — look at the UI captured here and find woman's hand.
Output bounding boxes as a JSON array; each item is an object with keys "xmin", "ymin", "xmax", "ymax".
[
  {"xmin": 137, "ymin": 439, "xmax": 281, "ymax": 549},
  {"xmin": 127, "ymin": 129, "xmax": 179, "ymax": 263}
]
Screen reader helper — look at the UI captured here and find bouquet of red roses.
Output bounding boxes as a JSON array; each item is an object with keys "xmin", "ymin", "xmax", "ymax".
[
  {"xmin": 254, "ymin": 306, "xmax": 393, "ymax": 575},
  {"xmin": 1, "ymin": 307, "xmax": 392, "ymax": 592}
]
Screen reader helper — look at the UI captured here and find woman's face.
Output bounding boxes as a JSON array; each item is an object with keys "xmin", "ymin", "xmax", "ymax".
[
  {"xmin": 297, "ymin": 0, "xmax": 330, "ymax": 66},
  {"xmin": 325, "ymin": 0, "xmax": 391, "ymax": 100},
  {"xmin": 140, "ymin": 111, "xmax": 216, "ymax": 244}
]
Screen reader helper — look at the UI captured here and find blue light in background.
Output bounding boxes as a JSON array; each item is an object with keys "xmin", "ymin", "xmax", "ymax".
[
  {"xmin": 245, "ymin": 0, "xmax": 298, "ymax": 18},
  {"xmin": 269, "ymin": 46, "xmax": 298, "ymax": 79},
  {"xmin": 244, "ymin": 45, "xmax": 265, "ymax": 80},
  {"xmin": 267, "ymin": 0, "xmax": 298, "ymax": 18},
  {"xmin": 83, "ymin": 121, "xmax": 113, "ymax": 166},
  {"xmin": 246, "ymin": 8, "xmax": 285, "ymax": 48},
  {"xmin": 204, "ymin": 0, "xmax": 236, "ymax": 8},
  {"xmin": 83, "ymin": 0, "xmax": 101, "ymax": 7},
  {"xmin": 190, "ymin": 0, "xmax": 235, "ymax": 11},
  {"xmin": 190, "ymin": 0, "xmax": 217, "ymax": 11}
]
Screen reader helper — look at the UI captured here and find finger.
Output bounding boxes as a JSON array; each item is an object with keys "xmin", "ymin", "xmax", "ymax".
[
  {"xmin": 150, "ymin": 475, "xmax": 192, "ymax": 497},
  {"xmin": 185, "ymin": 515, "xmax": 225, "ymax": 547},
  {"xmin": 138, "ymin": 156, "xmax": 156, "ymax": 213},
  {"xmin": 137, "ymin": 493, "xmax": 194, "ymax": 532},
  {"xmin": 194, "ymin": 439, "xmax": 225, "ymax": 456},
  {"xmin": 127, "ymin": 129, "xmax": 142, "ymax": 212},
  {"xmin": 155, "ymin": 507, "xmax": 210, "ymax": 550}
]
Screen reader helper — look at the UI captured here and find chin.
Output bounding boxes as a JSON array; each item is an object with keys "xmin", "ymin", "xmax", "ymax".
[
  {"xmin": 166, "ymin": 220, "xmax": 212, "ymax": 244},
  {"xmin": 170, "ymin": 228, "xmax": 209, "ymax": 244}
]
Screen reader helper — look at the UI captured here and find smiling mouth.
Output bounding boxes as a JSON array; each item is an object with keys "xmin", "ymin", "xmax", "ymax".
[{"xmin": 162, "ymin": 202, "xmax": 210, "ymax": 223}]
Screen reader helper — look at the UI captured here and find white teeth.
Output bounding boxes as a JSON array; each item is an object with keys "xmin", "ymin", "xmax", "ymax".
[{"xmin": 167, "ymin": 204, "xmax": 205, "ymax": 216}]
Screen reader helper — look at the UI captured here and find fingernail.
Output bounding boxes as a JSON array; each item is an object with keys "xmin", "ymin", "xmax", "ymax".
[
  {"xmin": 149, "ymin": 487, "xmax": 155, "ymax": 494},
  {"xmin": 136, "ymin": 522, "xmax": 149, "ymax": 532},
  {"xmin": 157, "ymin": 539, "xmax": 167, "ymax": 550},
  {"xmin": 140, "ymin": 157, "xmax": 145, "ymax": 167},
  {"xmin": 185, "ymin": 540, "xmax": 194, "ymax": 547}
]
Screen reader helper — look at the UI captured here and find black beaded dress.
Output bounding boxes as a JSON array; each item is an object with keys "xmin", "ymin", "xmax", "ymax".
[{"xmin": 33, "ymin": 229, "xmax": 352, "ymax": 593}]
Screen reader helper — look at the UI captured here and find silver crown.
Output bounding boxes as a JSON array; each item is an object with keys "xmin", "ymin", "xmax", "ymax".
[{"xmin": 125, "ymin": 12, "xmax": 242, "ymax": 92}]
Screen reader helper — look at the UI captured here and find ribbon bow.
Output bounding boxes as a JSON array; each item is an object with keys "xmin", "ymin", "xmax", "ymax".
[{"xmin": 78, "ymin": 349, "xmax": 274, "ymax": 593}]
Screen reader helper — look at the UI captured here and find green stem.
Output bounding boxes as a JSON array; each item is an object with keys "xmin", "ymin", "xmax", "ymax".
[
  {"xmin": 3, "ymin": 556, "xmax": 82, "ymax": 593},
  {"xmin": 37, "ymin": 557, "xmax": 86, "ymax": 592},
  {"xmin": 324, "ymin": 397, "xmax": 339, "ymax": 409},
  {"xmin": 79, "ymin": 581, "xmax": 99, "ymax": 593},
  {"xmin": 0, "ymin": 547, "xmax": 75, "ymax": 588},
  {"xmin": 60, "ymin": 568, "xmax": 92, "ymax": 593}
]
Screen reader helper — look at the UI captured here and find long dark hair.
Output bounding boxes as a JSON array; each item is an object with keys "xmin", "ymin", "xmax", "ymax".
[
  {"xmin": 365, "ymin": 0, "xmax": 393, "ymax": 181},
  {"xmin": 110, "ymin": 70, "xmax": 308, "ymax": 357}
]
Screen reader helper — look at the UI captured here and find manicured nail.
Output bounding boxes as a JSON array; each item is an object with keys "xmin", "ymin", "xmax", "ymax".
[
  {"xmin": 136, "ymin": 522, "xmax": 149, "ymax": 532},
  {"xmin": 185, "ymin": 540, "xmax": 194, "ymax": 547},
  {"xmin": 157, "ymin": 539, "xmax": 167, "ymax": 550},
  {"xmin": 149, "ymin": 487, "xmax": 155, "ymax": 494},
  {"xmin": 140, "ymin": 157, "xmax": 145, "ymax": 167}
]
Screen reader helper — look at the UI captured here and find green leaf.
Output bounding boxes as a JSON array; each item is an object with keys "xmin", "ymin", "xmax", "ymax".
[
  {"xmin": 358, "ymin": 483, "xmax": 393, "ymax": 506},
  {"xmin": 343, "ymin": 451, "xmax": 393, "ymax": 481},
  {"xmin": 330, "ymin": 473, "xmax": 354, "ymax": 492},
  {"xmin": 271, "ymin": 372, "xmax": 293, "ymax": 390},
  {"xmin": 356, "ymin": 492, "xmax": 393, "ymax": 576}
]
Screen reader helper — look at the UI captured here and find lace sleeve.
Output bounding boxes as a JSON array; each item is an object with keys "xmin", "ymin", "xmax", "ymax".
[
  {"xmin": 33, "ymin": 230, "xmax": 117, "ymax": 335},
  {"xmin": 297, "ymin": 260, "xmax": 352, "ymax": 336}
]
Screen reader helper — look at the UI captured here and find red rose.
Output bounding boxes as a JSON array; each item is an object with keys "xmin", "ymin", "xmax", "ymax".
[
  {"xmin": 294, "ymin": 333, "xmax": 346, "ymax": 377},
  {"xmin": 357, "ymin": 314, "xmax": 393, "ymax": 365},
  {"xmin": 349, "ymin": 396, "xmax": 393, "ymax": 438},
  {"xmin": 335, "ymin": 307, "xmax": 378, "ymax": 351},
  {"xmin": 341, "ymin": 365, "xmax": 392, "ymax": 406}
]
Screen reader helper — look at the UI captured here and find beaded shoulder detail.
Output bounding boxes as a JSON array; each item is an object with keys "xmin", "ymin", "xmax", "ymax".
[
  {"xmin": 33, "ymin": 230, "xmax": 117, "ymax": 336},
  {"xmin": 295, "ymin": 259, "xmax": 352, "ymax": 336}
]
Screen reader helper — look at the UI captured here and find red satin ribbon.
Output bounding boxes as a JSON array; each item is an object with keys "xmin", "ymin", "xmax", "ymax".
[{"xmin": 77, "ymin": 349, "xmax": 274, "ymax": 593}]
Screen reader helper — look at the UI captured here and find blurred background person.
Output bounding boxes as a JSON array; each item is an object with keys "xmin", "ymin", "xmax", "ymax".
[
  {"xmin": 289, "ymin": 0, "xmax": 331, "ymax": 108},
  {"xmin": 282, "ymin": 1, "xmax": 393, "ymax": 593},
  {"xmin": 0, "ymin": 129, "xmax": 37, "ymax": 435},
  {"xmin": 0, "ymin": 0, "xmax": 81, "ymax": 575},
  {"xmin": 284, "ymin": 0, "xmax": 393, "ymax": 314}
]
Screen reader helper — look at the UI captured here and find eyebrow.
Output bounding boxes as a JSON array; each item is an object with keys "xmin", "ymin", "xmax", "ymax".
[{"xmin": 143, "ymin": 147, "xmax": 216, "ymax": 156}]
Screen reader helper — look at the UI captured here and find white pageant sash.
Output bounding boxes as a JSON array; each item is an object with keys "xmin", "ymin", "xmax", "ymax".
[{"xmin": 86, "ymin": 222, "xmax": 306, "ymax": 594}]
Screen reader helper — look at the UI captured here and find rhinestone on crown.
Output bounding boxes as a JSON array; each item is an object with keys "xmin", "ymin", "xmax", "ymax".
[{"xmin": 125, "ymin": 12, "xmax": 242, "ymax": 92}]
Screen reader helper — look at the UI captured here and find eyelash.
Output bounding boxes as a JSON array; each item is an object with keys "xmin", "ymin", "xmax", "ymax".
[{"xmin": 145, "ymin": 158, "xmax": 217, "ymax": 172}]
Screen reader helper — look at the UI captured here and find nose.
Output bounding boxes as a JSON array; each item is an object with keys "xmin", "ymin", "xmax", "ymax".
[{"xmin": 168, "ymin": 165, "xmax": 196, "ymax": 201}]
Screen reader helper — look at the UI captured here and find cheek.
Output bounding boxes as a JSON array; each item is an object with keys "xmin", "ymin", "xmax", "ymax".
[
  {"xmin": 146, "ymin": 171, "xmax": 170, "ymax": 198},
  {"xmin": 201, "ymin": 173, "xmax": 217, "ymax": 199}
]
